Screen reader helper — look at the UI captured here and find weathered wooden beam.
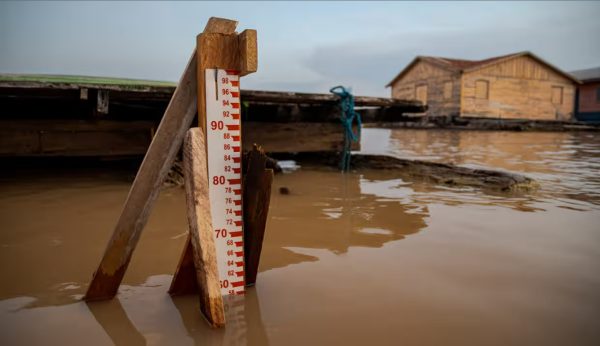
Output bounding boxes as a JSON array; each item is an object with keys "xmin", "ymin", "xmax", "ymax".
[
  {"xmin": 84, "ymin": 49, "xmax": 198, "ymax": 301},
  {"xmin": 243, "ymin": 145, "xmax": 273, "ymax": 285},
  {"xmin": 0, "ymin": 119, "xmax": 154, "ymax": 157},
  {"xmin": 181, "ymin": 128, "xmax": 225, "ymax": 327},
  {"xmin": 238, "ymin": 30, "xmax": 258, "ymax": 76},
  {"xmin": 196, "ymin": 26, "xmax": 258, "ymax": 132},
  {"xmin": 242, "ymin": 102, "xmax": 426, "ymax": 123},
  {"xmin": 168, "ymin": 237, "xmax": 199, "ymax": 296},
  {"xmin": 240, "ymin": 89, "xmax": 425, "ymax": 108},
  {"xmin": 243, "ymin": 122, "xmax": 360, "ymax": 153},
  {"xmin": 0, "ymin": 119, "xmax": 361, "ymax": 156}
]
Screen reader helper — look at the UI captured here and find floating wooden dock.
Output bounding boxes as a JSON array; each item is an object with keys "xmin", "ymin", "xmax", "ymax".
[{"xmin": 0, "ymin": 74, "xmax": 425, "ymax": 156}]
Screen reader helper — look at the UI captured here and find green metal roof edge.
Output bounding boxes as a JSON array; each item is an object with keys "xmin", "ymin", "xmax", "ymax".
[{"xmin": 0, "ymin": 73, "xmax": 177, "ymax": 90}]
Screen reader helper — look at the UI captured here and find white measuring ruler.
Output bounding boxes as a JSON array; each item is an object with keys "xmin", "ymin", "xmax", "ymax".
[{"xmin": 205, "ymin": 68, "xmax": 245, "ymax": 296}]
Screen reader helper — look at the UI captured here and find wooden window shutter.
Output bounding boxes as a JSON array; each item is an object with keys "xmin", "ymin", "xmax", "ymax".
[
  {"xmin": 415, "ymin": 84, "xmax": 428, "ymax": 105},
  {"xmin": 475, "ymin": 80, "xmax": 489, "ymax": 99},
  {"xmin": 443, "ymin": 81, "xmax": 453, "ymax": 100},
  {"xmin": 551, "ymin": 86, "xmax": 563, "ymax": 105}
]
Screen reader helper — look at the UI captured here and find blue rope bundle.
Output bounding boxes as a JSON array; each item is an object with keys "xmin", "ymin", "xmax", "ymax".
[{"xmin": 330, "ymin": 86, "xmax": 362, "ymax": 172}]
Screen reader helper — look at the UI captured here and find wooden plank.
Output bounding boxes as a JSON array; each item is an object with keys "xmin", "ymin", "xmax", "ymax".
[
  {"xmin": 462, "ymin": 70, "xmax": 576, "ymax": 120},
  {"xmin": 238, "ymin": 30, "xmax": 258, "ymax": 76},
  {"xmin": 0, "ymin": 120, "xmax": 155, "ymax": 156},
  {"xmin": 243, "ymin": 145, "xmax": 274, "ymax": 285},
  {"xmin": 84, "ymin": 49, "xmax": 198, "ymax": 301},
  {"xmin": 243, "ymin": 122, "xmax": 360, "ymax": 153},
  {"xmin": 0, "ymin": 119, "xmax": 156, "ymax": 132},
  {"xmin": 0, "ymin": 130, "xmax": 40, "ymax": 155},
  {"xmin": 241, "ymin": 90, "xmax": 424, "ymax": 108},
  {"xmin": 0, "ymin": 120, "xmax": 360, "ymax": 157},
  {"xmin": 168, "ymin": 237, "xmax": 199, "ymax": 296},
  {"xmin": 181, "ymin": 128, "xmax": 225, "ymax": 327},
  {"xmin": 203, "ymin": 17, "xmax": 237, "ymax": 34},
  {"xmin": 196, "ymin": 26, "xmax": 258, "ymax": 134}
]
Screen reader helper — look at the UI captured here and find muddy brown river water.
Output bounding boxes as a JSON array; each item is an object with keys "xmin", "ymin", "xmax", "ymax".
[{"xmin": 1, "ymin": 129, "xmax": 599, "ymax": 345}]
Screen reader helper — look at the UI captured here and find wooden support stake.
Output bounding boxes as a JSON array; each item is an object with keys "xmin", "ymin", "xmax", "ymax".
[
  {"xmin": 84, "ymin": 50, "xmax": 198, "ymax": 301},
  {"xmin": 168, "ymin": 237, "xmax": 198, "ymax": 296},
  {"xmin": 243, "ymin": 145, "xmax": 274, "ymax": 286},
  {"xmin": 181, "ymin": 128, "xmax": 225, "ymax": 327}
]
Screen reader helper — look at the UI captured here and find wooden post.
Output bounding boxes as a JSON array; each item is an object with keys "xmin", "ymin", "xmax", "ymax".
[
  {"xmin": 243, "ymin": 145, "xmax": 274, "ymax": 285},
  {"xmin": 181, "ymin": 128, "xmax": 225, "ymax": 327},
  {"xmin": 84, "ymin": 49, "xmax": 198, "ymax": 301}
]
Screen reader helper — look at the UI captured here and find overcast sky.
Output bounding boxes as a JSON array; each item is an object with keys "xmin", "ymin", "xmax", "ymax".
[{"xmin": 1, "ymin": 1, "xmax": 599, "ymax": 96}]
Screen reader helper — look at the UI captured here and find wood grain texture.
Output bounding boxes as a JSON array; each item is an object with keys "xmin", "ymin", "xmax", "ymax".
[
  {"xmin": 204, "ymin": 17, "xmax": 238, "ymax": 34},
  {"xmin": 391, "ymin": 55, "xmax": 577, "ymax": 120},
  {"xmin": 391, "ymin": 60, "xmax": 460, "ymax": 117},
  {"xmin": 241, "ymin": 90, "xmax": 423, "ymax": 108},
  {"xmin": 238, "ymin": 30, "xmax": 258, "ymax": 76},
  {"xmin": 243, "ymin": 122, "xmax": 360, "ymax": 153},
  {"xmin": 462, "ymin": 58, "xmax": 576, "ymax": 120},
  {"xmin": 84, "ymin": 50, "xmax": 198, "ymax": 301},
  {"xmin": 196, "ymin": 20, "xmax": 257, "ymax": 132},
  {"xmin": 168, "ymin": 237, "xmax": 199, "ymax": 296},
  {"xmin": 243, "ymin": 145, "xmax": 274, "ymax": 285},
  {"xmin": 0, "ymin": 120, "xmax": 154, "ymax": 156},
  {"xmin": 182, "ymin": 128, "xmax": 225, "ymax": 328}
]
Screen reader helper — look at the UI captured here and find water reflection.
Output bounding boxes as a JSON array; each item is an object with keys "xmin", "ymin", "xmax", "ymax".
[
  {"xmin": 171, "ymin": 289, "xmax": 269, "ymax": 346},
  {"xmin": 362, "ymin": 128, "xmax": 600, "ymax": 206},
  {"xmin": 87, "ymin": 298, "xmax": 146, "ymax": 346},
  {"xmin": 0, "ymin": 275, "xmax": 270, "ymax": 345},
  {"xmin": 262, "ymin": 170, "xmax": 429, "ymax": 272},
  {"xmin": 2, "ymin": 130, "xmax": 600, "ymax": 345}
]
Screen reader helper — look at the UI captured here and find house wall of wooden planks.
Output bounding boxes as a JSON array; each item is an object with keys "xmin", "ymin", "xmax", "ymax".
[{"xmin": 388, "ymin": 52, "xmax": 579, "ymax": 121}]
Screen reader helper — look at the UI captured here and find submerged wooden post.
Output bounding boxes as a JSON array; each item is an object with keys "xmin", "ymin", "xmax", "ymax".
[{"xmin": 243, "ymin": 145, "xmax": 274, "ymax": 286}]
